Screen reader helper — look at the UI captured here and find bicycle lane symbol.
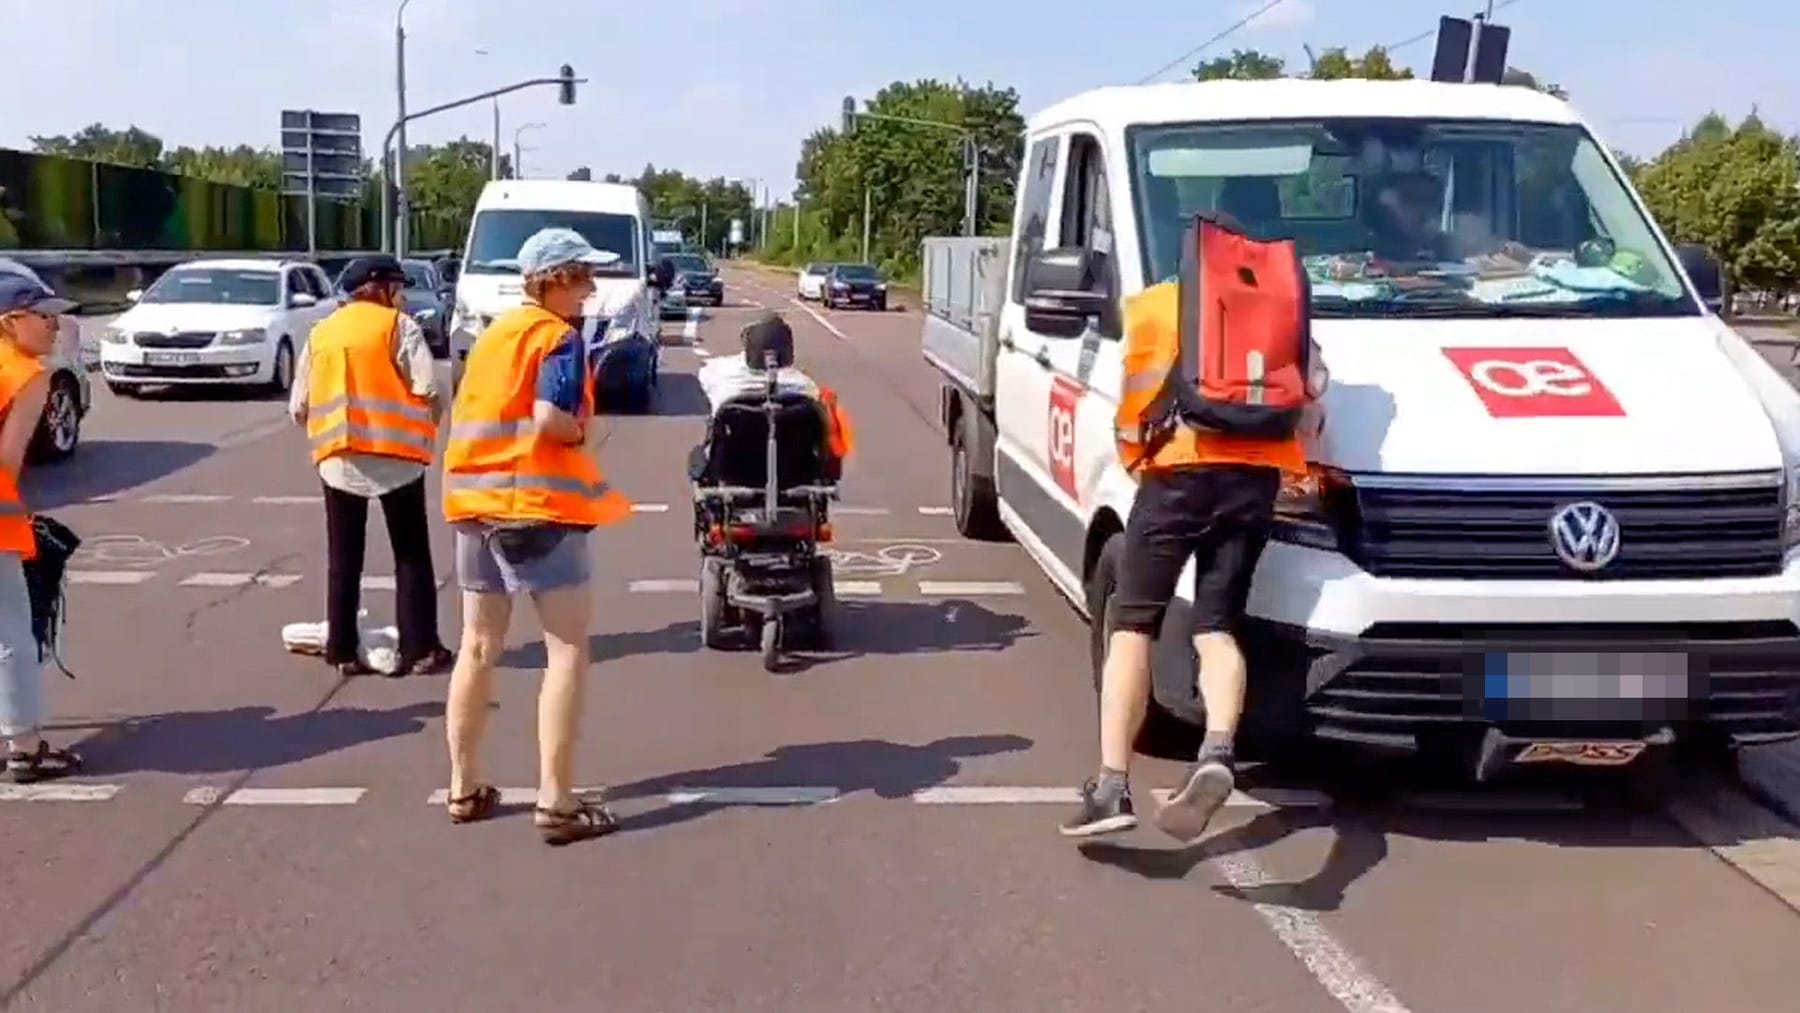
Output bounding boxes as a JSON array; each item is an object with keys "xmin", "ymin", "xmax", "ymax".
[
  {"xmin": 821, "ymin": 543, "xmax": 943, "ymax": 577},
  {"xmin": 73, "ymin": 534, "xmax": 252, "ymax": 570}
]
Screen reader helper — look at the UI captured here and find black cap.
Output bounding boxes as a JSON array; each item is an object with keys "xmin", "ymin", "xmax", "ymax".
[
  {"xmin": 339, "ymin": 255, "xmax": 408, "ymax": 292},
  {"xmin": 741, "ymin": 312, "xmax": 794, "ymax": 368}
]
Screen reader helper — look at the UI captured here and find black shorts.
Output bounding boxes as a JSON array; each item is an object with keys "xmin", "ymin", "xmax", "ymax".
[{"xmin": 1112, "ymin": 464, "xmax": 1281, "ymax": 636}]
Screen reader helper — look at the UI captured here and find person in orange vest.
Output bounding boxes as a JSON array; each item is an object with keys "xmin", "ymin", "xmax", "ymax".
[
  {"xmin": 438, "ymin": 227, "xmax": 633, "ymax": 846},
  {"xmin": 290, "ymin": 255, "xmax": 453, "ymax": 677},
  {"xmin": 0, "ymin": 274, "xmax": 81, "ymax": 783},
  {"xmin": 1061, "ymin": 214, "xmax": 1326, "ymax": 844}
]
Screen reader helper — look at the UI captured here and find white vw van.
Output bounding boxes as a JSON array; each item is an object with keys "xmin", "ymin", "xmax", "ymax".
[{"xmin": 449, "ymin": 180, "xmax": 672, "ymax": 410}]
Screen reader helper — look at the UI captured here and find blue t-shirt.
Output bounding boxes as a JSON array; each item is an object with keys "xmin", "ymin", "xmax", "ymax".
[{"xmin": 535, "ymin": 328, "xmax": 587, "ymax": 413}]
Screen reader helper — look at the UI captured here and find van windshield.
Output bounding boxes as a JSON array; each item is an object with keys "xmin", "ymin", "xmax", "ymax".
[
  {"xmin": 1127, "ymin": 118, "xmax": 1697, "ymax": 319},
  {"xmin": 463, "ymin": 210, "xmax": 640, "ymax": 277}
]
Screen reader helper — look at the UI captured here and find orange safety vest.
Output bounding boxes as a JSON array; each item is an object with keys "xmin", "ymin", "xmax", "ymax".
[
  {"xmin": 818, "ymin": 387, "xmax": 855, "ymax": 461},
  {"xmin": 0, "ymin": 341, "xmax": 42, "ymax": 558},
  {"xmin": 442, "ymin": 304, "xmax": 631, "ymax": 527},
  {"xmin": 1115, "ymin": 281, "xmax": 1309, "ymax": 478},
  {"xmin": 305, "ymin": 301, "xmax": 436, "ymax": 465}
]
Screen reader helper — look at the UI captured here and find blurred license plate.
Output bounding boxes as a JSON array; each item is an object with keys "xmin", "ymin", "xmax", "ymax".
[
  {"xmin": 1484, "ymin": 652, "xmax": 1691, "ymax": 699},
  {"xmin": 146, "ymin": 352, "xmax": 200, "ymax": 365},
  {"xmin": 1514, "ymin": 741, "xmax": 1646, "ymax": 766}
]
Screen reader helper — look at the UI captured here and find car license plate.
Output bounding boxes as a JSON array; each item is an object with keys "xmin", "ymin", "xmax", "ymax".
[
  {"xmin": 145, "ymin": 352, "xmax": 200, "ymax": 366},
  {"xmin": 1482, "ymin": 652, "xmax": 1692, "ymax": 700},
  {"xmin": 1513, "ymin": 741, "xmax": 1647, "ymax": 766}
]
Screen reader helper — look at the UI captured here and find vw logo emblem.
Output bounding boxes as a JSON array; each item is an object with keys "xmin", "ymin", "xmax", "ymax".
[{"xmin": 1548, "ymin": 501, "xmax": 1621, "ymax": 572}]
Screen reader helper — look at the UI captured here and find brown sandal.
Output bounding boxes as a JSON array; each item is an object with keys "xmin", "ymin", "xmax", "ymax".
[
  {"xmin": 446, "ymin": 785, "xmax": 500, "ymax": 824},
  {"xmin": 535, "ymin": 800, "xmax": 618, "ymax": 846}
]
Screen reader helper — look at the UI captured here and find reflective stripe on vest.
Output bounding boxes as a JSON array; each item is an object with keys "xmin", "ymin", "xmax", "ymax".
[
  {"xmin": 305, "ymin": 302, "xmax": 436, "ymax": 465},
  {"xmin": 441, "ymin": 304, "xmax": 631, "ymax": 527}
]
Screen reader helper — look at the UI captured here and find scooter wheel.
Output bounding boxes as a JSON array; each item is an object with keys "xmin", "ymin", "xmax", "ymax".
[{"xmin": 760, "ymin": 619, "xmax": 780, "ymax": 671}]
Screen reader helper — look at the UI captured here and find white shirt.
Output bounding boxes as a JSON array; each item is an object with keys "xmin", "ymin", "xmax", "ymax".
[{"xmin": 697, "ymin": 355, "xmax": 821, "ymax": 414}]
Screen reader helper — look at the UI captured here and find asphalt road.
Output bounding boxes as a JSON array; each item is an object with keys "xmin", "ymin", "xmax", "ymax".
[{"xmin": 2, "ymin": 266, "xmax": 1799, "ymax": 1012}]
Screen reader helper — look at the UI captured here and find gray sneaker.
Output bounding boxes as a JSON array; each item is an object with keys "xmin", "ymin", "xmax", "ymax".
[{"xmin": 1155, "ymin": 757, "xmax": 1234, "ymax": 844}]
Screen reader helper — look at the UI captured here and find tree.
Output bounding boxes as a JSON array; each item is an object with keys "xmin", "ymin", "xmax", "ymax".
[
  {"xmin": 1308, "ymin": 46, "xmax": 1413, "ymax": 80},
  {"xmin": 405, "ymin": 138, "xmax": 513, "ymax": 233},
  {"xmin": 162, "ymin": 145, "xmax": 282, "ymax": 189},
  {"xmin": 1193, "ymin": 49, "xmax": 1285, "ymax": 81},
  {"xmin": 1502, "ymin": 67, "xmax": 1569, "ymax": 99},
  {"xmin": 1634, "ymin": 112, "xmax": 1800, "ymax": 292},
  {"xmin": 30, "ymin": 123, "xmax": 164, "ymax": 168},
  {"xmin": 633, "ymin": 166, "xmax": 754, "ymax": 254}
]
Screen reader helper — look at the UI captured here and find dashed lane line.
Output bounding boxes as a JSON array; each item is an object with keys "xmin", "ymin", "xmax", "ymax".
[
  {"xmin": 252, "ymin": 495, "xmax": 324, "ymax": 504},
  {"xmin": 625, "ymin": 578, "xmax": 1027, "ymax": 597},
  {"xmin": 67, "ymin": 571, "xmax": 156, "ymax": 586},
  {"xmin": 183, "ymin": 787, "xmax": 368, "ymax": 806},
  {"xmin": 0, "ymin": 784, "xmax": 122, "ymax": 802},
  {"xmin": 916, "ymin": 580, "xmax": 1026, "ymax": 597},
  {"xmin": 139, "ymin": 493, "xmax": 231, "ymax": 504},
  {"xmin": 73, "ymin": 494, "xmax": 950, "ymax": 516},
  {"xmin": 177, "ymin": 572, "xmax": 305, "ymax": 589},
  {"xmin": 628, "ymin": 578, "xmax": 700, "ymax": 593}
]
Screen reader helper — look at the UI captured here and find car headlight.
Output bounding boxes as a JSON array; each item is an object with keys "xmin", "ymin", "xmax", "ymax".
[
  {"xmin": 875, "ymin": 282, "xmax": 888, "ymax": 291},
  {"xmin": 603, "ymin": 305, "xmax": 638, "ymax": 343},
  {"xmin": 102, "ymin": 326, "xmax": 129, "ymax": 345},
  {"xmin": 413, "ymin": 307, "xmax": 438, "ymax": 321},
  {"xmin": 1273, "ymin": 465, "xmax": 1346, "ymax": 552},
  {"xmin": 217, "ymin": 327, "xmax": 267, "ymax": 346}
]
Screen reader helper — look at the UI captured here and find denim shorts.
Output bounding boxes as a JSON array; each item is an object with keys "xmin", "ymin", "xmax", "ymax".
[
  {"xmin": 453, "ymin": 522, "xmax": 592, "ymax": 595},
  {"xmin": 0, "ymin": 554, "xmax": 44, "ymax": 738}
]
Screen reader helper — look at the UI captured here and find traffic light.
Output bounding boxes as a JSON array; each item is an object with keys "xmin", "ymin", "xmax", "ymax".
[
  {"xmin": 841, "ymin": 96, "xmax": 856, "ymax": 135},
  {"xmin": 558, "ymin": 64, "xmax": 577, "ymax": 105}
]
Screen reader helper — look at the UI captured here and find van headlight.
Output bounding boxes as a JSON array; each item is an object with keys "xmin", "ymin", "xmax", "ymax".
[
  {"xmin": 1274, "ymin": 465, "xmax": 1346, "ymax": 552},
  {"xmin": 603, "ymin": 304, "xmax": 639, "ymax": 344}
]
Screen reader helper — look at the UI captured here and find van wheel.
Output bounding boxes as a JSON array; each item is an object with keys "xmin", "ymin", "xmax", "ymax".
[
  {"xmin": 29, "ymin": 373, "xmax": 82, "ymax": 464},
  {"xmin": 1086, "ymin": 532, "xmax": 1192, "ymax": 756},
  {"xmin": 950, "ymin": 417, "xmax": 1007, "ymax": 541}
]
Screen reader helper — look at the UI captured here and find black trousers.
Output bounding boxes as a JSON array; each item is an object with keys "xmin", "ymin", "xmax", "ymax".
[{"xmin": 322, "ymin": 477, "xmax": 440, "ymax": 663}]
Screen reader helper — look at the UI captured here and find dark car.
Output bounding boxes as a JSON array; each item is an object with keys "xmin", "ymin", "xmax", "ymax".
[
  {"xmin": 334, "ymin": 259, "xmax": 453, "ymax": 358},
  {"xmin": 821, "ymin": 262, "xmax": 888, "ymax": 311},
  {"xmin": 668, "ymin": 252, "xmax": 723, "ymax": 307}
]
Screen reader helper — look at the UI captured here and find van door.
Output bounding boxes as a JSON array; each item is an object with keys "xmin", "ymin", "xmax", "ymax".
[
  {"xmin": 1040, "ymin": 130, "xmax": 1125, "ymax": 535},
  {"xmin": 993, "ymin": 132, "xmax": 1088, "ymax": 581}
]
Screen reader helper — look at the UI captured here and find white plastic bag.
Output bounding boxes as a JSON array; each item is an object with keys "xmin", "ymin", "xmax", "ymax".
[{"xmin": 281, "ymin": 610, "xmax": 401, "ymax": 674}]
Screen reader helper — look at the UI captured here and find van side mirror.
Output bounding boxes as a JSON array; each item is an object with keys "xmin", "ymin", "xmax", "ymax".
[
  {"xmin": 1022, "ymin": 247, "xmax": 1110, "ymax": 338},
  {"xmin": 125, "ymin": 288, "xmax": 142, "ymax": 303},
  {"xmin": 1675, "ymin": 243, "xmax": 1726, "ymax": 315}
]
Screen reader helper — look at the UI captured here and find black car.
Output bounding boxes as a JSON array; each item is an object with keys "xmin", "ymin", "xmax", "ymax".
[
  {"xmin": 821, "ymin": 262, "xmax": 888, "ymax": 311},
  {"xmin": 334, "ymin": 259, "xmax": 453, "ymax": 358},
  {"xmin": 668, "ymin": 252, "xmax": 723, "ymax": 307}
]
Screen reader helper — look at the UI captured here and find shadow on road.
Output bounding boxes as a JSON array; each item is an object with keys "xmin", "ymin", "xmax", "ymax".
[
  {"xmin": 604, "ymin": 733, "xmax": 1035, "ymax": 834},
  {"xmin": 498, "ymin": 619, "xmax": 702, "ymax": 669},
  {"xmin": 68, "ymin": 701, "xmax": 442, "ymax": 775},
  {"xmin": 790, "ymin": 598, "xmax": 1036, "ymax": 666},
  {"xmin": 1073, "ymin": 748, "xmax": 1745, "ymax": 913},
  {"xmin": 23, "ymin": 438, "xmax": 215, "ymax": 508}
]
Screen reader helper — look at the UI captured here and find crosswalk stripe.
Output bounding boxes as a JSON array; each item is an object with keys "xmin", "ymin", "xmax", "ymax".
[
  {"xmin": 252, "ymin": 495, "xmax": 324, "ymax": 504},
  {"xmin": 916, "ymin": 580, "xmax": 1025, "ymax": 596},
  {"xmin": 139, "ymin": 493, "xmax": 230, "ymax": 504},
  {"xmin": 185, "ymin": 787, "xmax": 367, "ymax": 806},
  {"xmin": 68, "ymin": 570, "xmax": 155, "ymax": 585},
  {"xmin": 0, "ymin": 784, "xmax": 122, "ymax": 802},
  {"xmin": 629, "ymin": 578, "xmax": 700, "ymax": 593},
  {"xmin": 179, "ymin": 572, "xmax": 304, "ymax": 588}
]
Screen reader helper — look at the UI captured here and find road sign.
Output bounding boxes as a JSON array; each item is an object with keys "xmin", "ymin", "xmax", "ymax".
[
  {"xmin": 729, "ymin": 219, "xmax": 744, "ymax": 246},
  {"xmin": 1429, "ymin": 15, "xmax": 1510, "ymax": 84},
  {"xmin": 281, "ymin": 109, "xmax": 364, "ymax": 257}
]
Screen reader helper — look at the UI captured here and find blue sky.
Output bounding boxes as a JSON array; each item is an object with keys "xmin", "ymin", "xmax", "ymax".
[{"xmin": 3, "ymin": 0, "xmax": 1793, "ymax": 202}]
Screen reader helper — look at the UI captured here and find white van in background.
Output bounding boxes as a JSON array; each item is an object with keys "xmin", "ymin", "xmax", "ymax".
[{"xmin": 448, "ymin": 180, "xmax": 672, "ymax": 411}]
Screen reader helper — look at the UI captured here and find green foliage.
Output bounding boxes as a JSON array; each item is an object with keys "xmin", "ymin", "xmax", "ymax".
[
  {"xmin": 761, "ymin": 79, "xmax": 1025, "ymax": 277},
  {"xmin": 402, "ymin": 137, "xmax": 511, "ymax": 233},
  {"xmin": 1634, "ymin": 112, "xmax": 1800, "ymax": 291},
  {"xmin": 632, "ymin": 165, "xmax": 754, "ymax": 254}
]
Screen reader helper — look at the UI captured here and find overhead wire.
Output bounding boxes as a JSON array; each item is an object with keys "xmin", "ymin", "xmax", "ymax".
[
  {"xmin": 1383, "ymin": 0, "xmax": 1526, "ymax": 53},
  {"xmin": 1134, "ymin": 0, "xmax": 1293, "ymax": 85}
]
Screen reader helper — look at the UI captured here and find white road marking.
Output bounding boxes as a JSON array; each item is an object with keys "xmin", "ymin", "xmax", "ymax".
[
  {"xmin": 916, "ymin": 580, "xmax": 1026, "ymax": 597},
  {"xmin": 788, "ymin": 297, "xmax": 852, "ymax": 341},
  {"xmin": 917, "ymin": 506, "xmax": 954, "ymax": 516},
  {"xmin": 84, "ymin": 494, "xmax": 120, "ymax": 503},
  {"xmin": 1212, "ymin": 850, "xmax": 1414, "ymax": 1013},
  {"xmin": 252, "ymin": 495, "xmax": 324, "ymax": 505},
  {"xmin": 834, "ymin": 580, "xmax": 884, "ymax": 596},
  {"xmin": 682, "ymin": 308, "xmax": 702, "ymax": 346},
  {"xmin": 185, "ymin": 787, "xmax": 367, "ymax": 806},
  {"xmin": 911, "ymin": 786, "xmax": 1329, "ymax": 809},
  {"xmin": 67, "ymin": 570, "xmax": 156, "ymax": 586},
  {"xmin": 1665, "ymin": 775, "xmax": 1800, "ymax": 913},
  {"xmin": 631, "ymin": 503, "xmax": 671, "ymax": 513},
  {"xmin": 834, "ymin": 506, "xmax": 890, "ymax": 515},
  {"xmin": 361, "ymin": 576, "xmax": 396, "ymax": 591},
  {"xmin": 139, "ymin": 493, "xmax": 231, "ymax": 504},
  {"xmin": 629, "ymin": 578, "xmax": 700, "ymax": 593},
  {"xmin": 691, "ymin": 347, "xmax": 711, "ymax": 358},
  {"xmin": 180, "ymin": 572, "xmax": 304, "ymax": 588},
  {"xmin": 666, "ymin": 786, "xmax": 839, "ymax": 805},
  {"xmin": 0, "ymin": 783, "xmax": 122, "ymax": 802}
]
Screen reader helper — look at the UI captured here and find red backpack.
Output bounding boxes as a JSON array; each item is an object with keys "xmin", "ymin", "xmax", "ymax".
[{"xmin": 1163, "ymin": 213, "xmax": 1313, "ymax": 439}]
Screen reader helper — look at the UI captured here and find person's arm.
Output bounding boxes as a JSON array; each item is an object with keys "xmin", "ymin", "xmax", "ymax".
[
  {"xmin": 0, "ymin": 372, "xmax": 49, "ymax": 477},
  {"xmin": 392, "ymin": 313, "xmax": 442, "ymax": 422},
  {"xmin": 532, "ymin": 328, "xmax": 587, "ymax": 445},
  {"xmin": 288, "ymin": 342, "xmax": 312, "ymax": 424}
]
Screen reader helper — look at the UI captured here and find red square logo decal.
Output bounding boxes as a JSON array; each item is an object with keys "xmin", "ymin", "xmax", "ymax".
[{"xmin": 1441, "ymin": 347, "xmax": 1625, "ymax": 418}]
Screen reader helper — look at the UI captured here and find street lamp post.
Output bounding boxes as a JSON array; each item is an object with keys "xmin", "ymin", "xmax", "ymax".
[
  {"xmin": 514, "ymin": 122, "xmax": 545, "ymax": 180},
  {"xmin": 394, "ymin": 0, "xmax": 418, "ymax": 258},
  {"xmin": 474, "ymin": 48, "xmax": 501, "ymax": 179}
]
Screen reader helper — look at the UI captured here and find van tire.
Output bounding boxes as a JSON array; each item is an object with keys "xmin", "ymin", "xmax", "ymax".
[
  {"xmin": 950, "ymin": 416, "xmax": 1007, "ymax": 541},
  {"xmin": 1086, "ymin": 532, "xmax": 1191, "ymax": 756}
]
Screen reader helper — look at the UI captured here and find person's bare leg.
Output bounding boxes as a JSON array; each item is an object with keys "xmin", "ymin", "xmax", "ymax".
[
  {"xmin": 446, "ymin": 591, "xmax": 512, "ymax": 799},
  {"xmin": 1099, "ymin": 629, "xmax": 1154, "ymax": 772},
  {"xmin": 1156, "ymin": 630, "xmax": 1248, "ymax": 843},
  {"xmin": 1193, "ymin": 631, "xmax": 1247, "ymax": 736},
  {"xmin": 530, "ymin": 581, "xmax": 591, "ymax": 813}
]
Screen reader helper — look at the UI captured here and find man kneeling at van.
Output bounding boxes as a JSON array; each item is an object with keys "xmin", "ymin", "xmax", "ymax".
[{"xmin": 1061, "ymin": 213, "xmax": 1326, "ymax": 845}]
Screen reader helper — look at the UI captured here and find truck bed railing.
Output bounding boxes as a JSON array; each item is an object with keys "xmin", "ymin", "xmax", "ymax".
[{"xmin": 921, "ymin": 236, "xmax": 1009, "ymax": 342}]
